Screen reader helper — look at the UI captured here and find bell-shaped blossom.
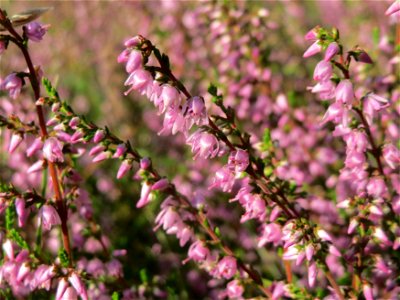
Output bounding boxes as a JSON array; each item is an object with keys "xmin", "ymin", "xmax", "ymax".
[
  {"xmin": 226, "ymin": 280, "xmax": 244, "ymax": 299},
  {"xmin": 362, "ymin": 283, "xmax": 374, "ymax": 300},
  {"xmin": 303, "ymin": 41, "xmax": 322, "ymax": 58},
  {"xmin": 8, "ymin": 133, "xmax": 23, "ymax": 153},
  {"xmin": 39, "ymin": 205, "xmax": 61, "ymax": 231},
  {"xmin": 308, "ymin": 261, "xmax": 318, "ymax": 287},
  {"xmin": 335, "ymin": 79, "xmax": 354, "ymax": 105},
  {"xmin": 363, "ymin": 93, "xmax": 389, "ymax": 125},
  {"xmin": 124, "ymin": 36, "xmax": 141, "ymax": 48},
  {"xmin": 151, "ymin": 178, "xmax": 169, "ymax": 191},
  {"xmin": 240, "ymin": 194, "xmax": 266, "ymax": 223},
  {"xmin": 126, "ymin": 50, "xmax": 143, "ymax": 73},
  {"xmin": 313, "ymin": 60, "xmax": 333, "ymax": 82},
  {"xmin": 228, "ymin": 149, "xmax": 249, "ymax": 173},
  {"xmin": 321, "ymin": 102, "xmax": 345, "ymax": 125},
  {"xmin": 17, "ymin": 263, "xmax": 30, "ymax": 282},
  {"xmin": 31, "ymin": 264, "xmax": 55, "ymax": 290},
  {"xmin": 24, "ymin": 22, "xmax": 48, "ymax": 42},
  {"xmin": 258, "ymin": 223, "xmax": 282, "ymax": 247},
  {"xmin": 27, "ymin": 160, "xmax": 45, "ymax": 173},
  {"xmin": 209, "ymin": 166, "xmax": 235, "ymax": 192},
  {"xmin": 136, "ymin": 181, "xmax": 153, "ymax": 208},
  {"xmin": 324, "ymin": 42, "xmax": 340, "ymax": 61},
  {"xmin": 93, "ymin": 130, "xmax": 106, "ymax": 143},
  {"xmin": 3, "ymin": 239, "xmax": 14, "ymax": 261},
  {"xmin": 344, "ymin": 151, "xmax": 366, "ymax": 168},
  {"xmin": 69, "ymin": 272, "xmax": 88, "ymax": 300},
  {"xmin": 348, "ymin": 219, "xmax": 359, "ymax": 234},
  {"xmin": 116, "ymin": 160, "xmax": 132, "ymax": 179},
  {"xmin": 89, "ymin": 144, "xmax": 106, "ymax": 157},
  {"xmin": 305, "ymin": 244, "xmax": 314, "ymax": 261},
  {"xmin": 382, "ymin": 143, "xmax": 400, "ymax": 169},
  {"xmin": 366, "ymin": 177, "xmax": 387, "ymax": 198},
  {"xmin": 344, "ymin": 130, "xmax": 368, "ymax": 153},
  {"xmin": 182, "ymin": 96, "xmax": 208, "ymax": 129},
  {"xmin": 124, "ymin": 69, "xmax": 153, "ymax": 96},
  {"xmin": 282, "ymin": 245, "xmax": 299, "ymax": 260},
  {"xmin": 26, "ymin": 137, "xmax": 43, "ymax": 157},
  {"xmin": 112, "ymin": 144, "xmax": 127, "ymax": 158},
  {"xmin": 1, "ymin": 73, "xmax": 23, "ymax": 99},
  {"xmin": 310, "ymin": 80, "xmax": 336, "ymax": 100},
  {"xmin": 158, "ymin": 106, "xmax": 186, "ymax": 136},
  {"xmin": 43, "ymin": 137, "xmax": 64, "ymax": 162},
  {"xmin": 304, "ymin": 27, "xmax": 319, "ymax": 41},
  {"xmin": 187, "ymin": 241, "xmax": 210, "ymax": 262},
  {"xmin": 161, "ymin": 85, "xmax": 181, "ymax": 111},
  {"xmin": 373, "ymin": 228, "xmax": 392, "ymax": 247},
  {"xmin": 92, "ymin": 151, "xmax": 112, "ymax": 163},
  {"xmin": 386, "ymin": 0, "xmax": 400, "ymax": 15},
  {"xmin": 216, "ymin": 256, "xmax": 237, "ymax": 279},
  {"xmin": 117, "ymin": 49, "xmax": 130, "ymax": 64},
  {"xmin": 187, "ymin": 130, "xmax": 220, "ymax": 160},
  {"xmin": 56, "ymin": 278, "xmax": 69, "ymax": 300}
]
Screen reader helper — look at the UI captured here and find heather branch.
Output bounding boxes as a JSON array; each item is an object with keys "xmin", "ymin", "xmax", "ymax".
[{"xmin": 0, "ymin": 9, "xmax": 72, "ymax": 265}]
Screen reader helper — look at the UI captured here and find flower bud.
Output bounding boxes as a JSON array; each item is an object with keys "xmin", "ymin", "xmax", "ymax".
[
  {"xmin": 24, "ymin": 21, "xmax": 48, "ymax": 42},
  {"xmin": 116, "ymin": 160, "xmax": 132, "ymax": 179},
  {"xmin": 126, "ymin": 50, "xmax": 143, "ymax": 73},
  {"xmin": 303, "ymin": 41, "xmax": 322, "ymax": 58},
  {"xmin": 140, "ymin": 157, "xmax": 151, "ymax": 169},
  {"xmin": 335, "ymin": 79, "xmax": 354, "ymax": 105},
  {"xmin": 324, "ymin": 42, "xmax": 340, "ymax": 61},
  {"xmin": 8, "ymin": 133, "xmax": 23, "ymax": 153},
  {"xmin": 1, "ymin": 73, "xmax": 23, "ymax": 99}
]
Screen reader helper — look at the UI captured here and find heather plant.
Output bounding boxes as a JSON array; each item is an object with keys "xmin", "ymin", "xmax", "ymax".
[{"xmin": 0, "ymin": 2, "xmax": 399, "ymax": 300}]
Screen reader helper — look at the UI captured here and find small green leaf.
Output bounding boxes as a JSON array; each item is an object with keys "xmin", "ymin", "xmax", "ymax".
[
  {"xmin": 207, "ymin": 84, "xmax": 218, "ymax": 96},
  {"xmin": 5, "ymin": 205, "xmax": 16, "ymax": 230},
  {"xmin": 8, "ymin": 229, "xmax": 29, "ymax": 249},
  {"xmin": 140, "ymin": 268, "xmax": 148, "ymax": 283},
  {"xmin": 111, "ymin": 291, "xmax": 120, "ymax": 300},
  {"xmin": 58, "ymin": 248, "xmax": 70, "ymax": 267}
]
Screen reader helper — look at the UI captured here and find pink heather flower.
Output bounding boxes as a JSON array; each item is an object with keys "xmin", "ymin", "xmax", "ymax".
[
  {"xmin": 161, "ymin": 85, "xmax": 181, "ymax": 111},
  {"xmin": 1, "ymin": 73, "xmax": 23, "ymax": 99},
  {"xmin": 187, "ymin": 241, "xmax": 210, "ymax": 262},
  {"xmin": 0, "ymin": 40, "xmax": 6, "ymax": 55},
  {"xmin": 182, "ymin": 96, "xmax": 208, "ymax": 128},
  {"xmin": 70, "ymin": 130, "xmax": 85, "ymax": 144},
  {"xmin": 113, "ymin": 144, "xmax": 127, "ymax": 158},
  {"xmin": 24, "ymin": 22, "xmax": 48, "ymax": 42},
  {"xmin": 317, "ymin": 229, "xmax": 332, "ymax": 242},
  {"xmin": 140, "ymin": 157, "xmax": 151, "ymax": 169},
  {"xmin": 124, "ymin": 69, "xmax": 153, "ymax": 95},
  {"xmin": 126, "ymin": 50, "xmax": 143, "ymax": 73},
  {"xmin": 345, "ymin": 130, "xmax": 369, "ymax": 153},
  {"xmin": 43, "ymin": 137, "xmax": 64, "ymax": 162},
  {"xmin": 282, "ymin": 245, "xmax": 299, "ymax": 260},
  {"xmin": 382, "ymin": 143, "xmax": 400, "ymax": 169},
  {"xmin": 303, "ymin": 40, "xmax": 322, "ymax": 58},
  {"xmin": 68, "ymin": 117, "xmax": 80, "ymax": 129},
  {"xmin": 27, "ymin": 160, "xmax": 45, "ymax": 173},
  {"xmin": 313, "ymin": 60, "xmax": 333, "ymax": 82},
  {"xmin": 310, "ymin": 80, "xmax": 336, "ymax": 100},
  {"xmin": 240, "ymin": 194, "xmax": 266, "ymax": 223},
  {"xmin": 216, "ymin": 256, "xmax": 237, "ymax": 279},
  {"xmin": 31, "ymin": 264, "xmax": 55, "ymax": 290},
  {"xmin": 366, "ymin": 177, "xmax": 387, "ymax": 198},
  {"xmin": 69, "ymin": 272, "xmax": 88, "ymax": 300},
  {"xmin": 363, "ymin": 93, "xmax": 389, "ymax": 125},
  {"xmin": 157, "ymin": 106, "xmax": 185, "ymax": 136},
  {"xmin": 93, "ymin": 129, "xmax": 106, "ymax": 143},
  {"xmin": 15, "ymin": 197, "xmax": 28, "ymax": 227},
  {"xmin": 136, "ymin": 181, "xmax": 152, "ymax": 208},
  {"xmin": 362, "ymin": 283, "xmax": 374, "ymax": 300},
  {"xmin": 89, "ymin": 144, "xmax": 106, "ymax": 156},
  {"xmin": 187, "ymin": 130, "xmax": 220, "ymax": 159},
  {"xmin": 152, "ymin": 178, "xmax": 169, "ymax": 191},
  {"xmin": 8, "ymin": 133, "xmax": 23, "ymax": 153},
  {"xmin": 321, "ymin": 102, "xmax": 345, "ymax": 125},
  {"xmin": 308, "ymin": 261, "xmax": 318, "ymax": 288},
  {"xmin": 3, "ymin": 239, "xmax": 14, "ymax": 260},
  {"xmin": 226, "ymin": 280, "xmax": 244, "ymax": 299},
  {"xmin": 124, "ymin": 36, "xmax": 141, "ymax": 48},
  {"xmin": 305, "ymin": 244, "xmax": 314, "ymax": 261},
  {"xmin": 56, "ymin": 278, "xmax": 69, "ymax": 300},
  {"xmin": 116, "ymin": 160, "xmax": 132, "ymax": 179},
  {"xmin": 335, "ymin": 79, "xmax": 354, "ymax": 105},
  {"xmin": 374, "ymin": 228, "xmax": 392, "ymax": 247},
  {"xmin": 228, "ymin": 150, "xmax": 250, "ymax": 173},
  {"xmin": 386, "ymin": 0, "xmax": 400, "ymax": 15},
  {"xmin": 26, "ymin": 137, "xmax": 43, "ymax": 157},
  {"xmin": 60, "ymin": 287, "xmax": 77, "ymax": 300},
  {"xmin": 304, "ymin": 27, "xmax": 318, "ymax": 41},
  {"xmin": 258, "ymin": 223, "xmax": 282, "ymax": 247},
  {"xmin": 344, "ymin": 151, "xmax": 366, "ymax": 168},
  {"xmin": 39, "ymin": 205, "xmax": 61, "ymax": 231},
  {"xmin": 117, "ymin": 49, "xmax": 130, "ymax": 63},
  {"xmin": 348, "ymin": 219, "xmax": 359, "ymax": 234},
  {"xmin": 92, "ymin": 151, "xmax": 111, "ymax": 163},
  {"xmin": 324, "ymin": 42, "xmax": 340, "ymax": 61},
  {"xmin": 209, "ymin": 166, "xmax": 235, "ymax": 192}
]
